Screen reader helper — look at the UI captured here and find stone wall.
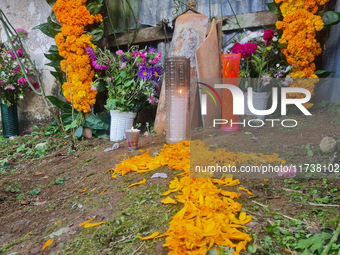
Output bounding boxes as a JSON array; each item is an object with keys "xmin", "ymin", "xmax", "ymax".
[{"xmin": 0, "ymin": 0, "xmax": 58, "ymax": 131}]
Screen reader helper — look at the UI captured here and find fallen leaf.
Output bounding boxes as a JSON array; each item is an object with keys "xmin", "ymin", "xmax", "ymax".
[
  {"xmin": 84, "ymin": 222, "xmax": 105, "ymax": 228},
  {"xmin": 137, "ymin": 232, "xmax": 160, "ymax": 240},
  {"xmin": 79, "ymin": 218, "xmax": 95, "ymax": 227},
  {"xmin": 126, "ymin": 179, "xmax": 146, "ymax": 189},
  {"xmin": 100, "ymin": 189, "xmax": 107, "ymax": 195},
  {"xmin": 161, "ymin": 197, "xmax": 177, "ymax": 204},
  {"xmin": 42, "ymin": 239, "xmax": 54, "ymax": 250},
  {"xmin": 42, "ymin": 176, "xmax": 49, "ymax": 179},
  {"xmin": 80, "ymin": 189, "xmax": 87, "ymax": 193},
  {"xmin": 239, "ymin": 187, "xmax": 255, "ymax": 196},
  {"xmin": 34, "ymin": 172, "xmax": 43, "ymax": 176},
  {"xmin": 55, "ymin": 221, "xmax": 61, "ymax": 226},
  {"xmin": 90, "ymin": 188, "xmax": 97, "ymax": 192}
]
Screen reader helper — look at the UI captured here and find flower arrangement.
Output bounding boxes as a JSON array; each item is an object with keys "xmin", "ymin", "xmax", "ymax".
[
  {"xmin": 0, "ymin": 29, "xmax": 38, "ymax": 106},
  {"xmin": 90, "ymin": 46, "xmax": 162, "ymax": 113},
  {"xmin": 53, "ymin": 0, "xmax": 103, "ymax": 113},
  {"xmin": 274, "ymin": 0, "xmax": 329, "ymax": 108},
  {"xmin": 225, "ymin": 29, "xmax": 291, "ymax": 92}
]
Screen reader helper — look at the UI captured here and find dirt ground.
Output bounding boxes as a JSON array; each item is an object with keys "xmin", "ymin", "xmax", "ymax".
[{"xmin": 1, "ymin": 103, "xmax": 340, "ymax": 255}]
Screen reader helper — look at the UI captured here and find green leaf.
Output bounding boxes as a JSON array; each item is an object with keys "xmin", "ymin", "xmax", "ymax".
[
  {"xmin": 32, "ymin": 22, "xmax": 54, "ymax": 38},
  {"xmin": 295, "ymin": 233, "xmax": 332, "ymax": 250},
  {"xmin": 124, "ymin": 80, "xmax": 135, "ymax": 88},
  {"xmin": 266, "ymin": 2, "xmax": 281, "ymax": 15},
  {"xmin": 46, "ymin": 96, "xmax": 72, "ymax": 113},
  {"xmin": 315, "ymin": 70, "xmax": 335, "ymax": 78},
  {"xmin": 92, "ymin": 129, "xmax": 107, "ymax": 138},
  {"xmin": 44, "ymin": 53, "xmax": 64, "ymax": 61},
  {"xmin": 85, "ymin": 113, "xmax": 109, "ymax": 130},
  {"xmin": 322, "ymin": 11, "xmax": 340, "ymax": 26},
  {"xmin": 307, "ymin": 150, "xmax": 314, "ymax": 157},
  {"xmin": 48, "ymin": 45, "xmax": 60, "ymax": 55},
  {"xmin": 65, "ymin": 120, "xmax": 78, "ymax": 131},
  {"xmin": 47, "ymin": 16, "xmax": 61, "ymax": 36},
  {"xmin": 60, "ymin": 113, "xmax": 73, "ymax": 126},
  {"xmin": 29, "ymin": 188, "xmax": 41, "ymax": 195},
  {"xmin": 86, "ymin": 0, "xmax": 103, "ymax": 15},
  {"xmin": 45, "ymin": 60, "xmax": 61, "ymax": 69},
  {"xmin": 50, "ymin": 69, "xmax": 66, "ymax": 86},
  {"xmin": 46, "ymin": 0, "xmax": 57, "ymax": 7},
  {"xmin": 89, "ymin": 26, "xmax": 104, "ymax": 44},
  {"xmin": 74, "ymin": 125, "xmax": 83, "ymax": 138}
]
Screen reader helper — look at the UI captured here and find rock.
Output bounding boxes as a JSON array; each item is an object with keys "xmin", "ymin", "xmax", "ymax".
[
  {"xmin": 35, "ymin": 143, "xmax": 47, "ymax": 150},
  {"xmin": 320, "ymin": 137, "xmax": 337, "ymax": 153}
]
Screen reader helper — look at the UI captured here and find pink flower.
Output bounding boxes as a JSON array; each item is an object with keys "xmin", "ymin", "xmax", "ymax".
[
  {"xmin": 16, "ymin": 47, "xmax": 23, "ymax": 57},
  {"xmin": 116, "ymin": 50, "xmax": 124, "ymax": 55},
  {"xmin": 148, "ymin": 94, "xmax": 159, "ymax": 104},
  {"xmin": 120, "ymin": 62, "xmax": 126, "ymax": 69},
  {"xmin": 13, "ymin": 66, "xmax": 20, "ymax": 73},
  {"xmin": 281, "ymin": 81, "xmax": 289, "ymax": 87},
  {"xmin": 16, "ymin": 28, "xmax": 27, "ymax": 35},
  {"xmin": 28, "ymin": 81, "xmax": 40, "ymax": 92},
  {"xmin": 4, "ymin": 86, "xmax": 15, "ymax": 90},
  {"xmin": 263, "ymin": 29, "xmax": 275, "ymax": 46},
  {"xmin": 278, "ymin": 165, "xmax": 297, "ymax": 178},
  {"xmin": 149, "ymin": 52, "xmax": 162, "ymax": 65},
  {"xmin": 232, "ymin": 42, "xmax": 257, "ymax": 58},
  {"xmin": 261, "ymin": 75, "xmax": 271, "ymax": 86}
]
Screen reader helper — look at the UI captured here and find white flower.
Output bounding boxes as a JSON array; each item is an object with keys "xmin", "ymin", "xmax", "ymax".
[
  {"xmin": 276, "ymin": 64, "xmax": 280, "ymax": 68},
  {"xmin": 19, "ymin": 95, "xmax": 24, "ymax": 99},
  {"xmin": 223, "ymin": 43, "xmax": 235, "ymax": 54},
  {"xmin": 239, "ymin": 37, "xmax": 251, "ymax": 44},
  {"xmin": 272, "ymin": 36, "xmax": 278, "ymax": 42}
]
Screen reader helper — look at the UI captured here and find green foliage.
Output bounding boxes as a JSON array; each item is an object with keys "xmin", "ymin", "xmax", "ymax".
[
  {"xmin": 295, "ymin": 232, "xmax": 331, "ymax": 253},
  {"xmin": 29, "ymin": 188, "xmax": 41, "ymax": 195},
  {"xmin": 314, "ymin": 70, "xmax": 335, "ymax": 78},
  {"xmin": 46, "ymin": 96, "xmax": 72, "ymax": 113},
  {"xmin": 86, "ymin": 0, "xmax": 103, "ymax": 15},
  {"xmin": 322, "ymin": 11, "xmax": 340, "ymax": 26},
  {"xmin": 266, "ymin": 2, "xmax": 281, "ymax": 15}
]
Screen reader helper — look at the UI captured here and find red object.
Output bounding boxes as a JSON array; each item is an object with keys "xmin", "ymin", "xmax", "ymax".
[{"xmin": 221, "ymin": 54, "xmax": 241, "ymax": 132}]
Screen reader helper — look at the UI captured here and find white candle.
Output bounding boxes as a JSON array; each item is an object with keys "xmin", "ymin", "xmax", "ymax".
[{"xmin": 170, "ymin": 89, "xmax": 188, "ymax": 143}]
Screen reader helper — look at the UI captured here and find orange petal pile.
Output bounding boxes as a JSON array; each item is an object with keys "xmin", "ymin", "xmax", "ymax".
[{"xmin": 108, "ymin": 140, "xmax": 286, "ymax": 255}]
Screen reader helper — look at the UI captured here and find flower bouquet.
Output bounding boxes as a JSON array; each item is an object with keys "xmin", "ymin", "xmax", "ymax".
[
  {"xmin": 0, "ymin": 29, "xmax": 39, "ymax": 106},
  {"xmin": 88, "ymin": 45, "xmax": 162, "ymax": 113},
  {"xmin": 225, "ymin": 29, "xmax": 292, "ymax": 92},
  {"xmin": 87, "ymin": 45, "xmax": 162, "ymax": 141}
]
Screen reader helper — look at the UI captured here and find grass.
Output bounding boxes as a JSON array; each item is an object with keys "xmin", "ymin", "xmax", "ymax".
[{"xmin": 63, "ymin": 182, "xmax": 177, "ymax": 255}]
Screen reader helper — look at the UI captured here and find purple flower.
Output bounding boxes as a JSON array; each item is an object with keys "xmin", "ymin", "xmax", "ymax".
[
  {"xmin": 151, "ymin": 66, "xmax": 162, "ymax": 82},
  {"xmin": 137, "ymin": 66, "xmax": 151, "ymax": 80},
  {"xmin": 116, "ymin": 50, "xmax": 124, "ymax": 55},
  {"xmin": 148, "ymin": 94, "xmax": 159, "ymax": 104},
  {"xmin": 86, "ymin": 46, "xmax": 97, "ymax": 61},
  {"xmin": 4, "ymin": 86, "xmax": 15, "ymax": 90},
  {"xmin": 91, "ymin": 60, "xmax": 107, "ymax": 71},
  {"xmin": 91, "ymin": 86, "xmax": 97, "ymax": 91},
  {"xmin": 148, "ymin": 46, "xmax": 157, "ymax": 53}
]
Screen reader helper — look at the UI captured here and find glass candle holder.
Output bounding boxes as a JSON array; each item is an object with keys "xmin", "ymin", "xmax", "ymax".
[
  {"xmin": 125, "ymin": 127, "xmax": 140, "ymax": 151},
  {"xmin": 165, "ymin": 56, "xmax": 190, "ymax": 144}
]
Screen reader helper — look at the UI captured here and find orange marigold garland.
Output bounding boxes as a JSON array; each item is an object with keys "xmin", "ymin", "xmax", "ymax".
[
  {"xmin": 275, "ymin": 0, "xmax": 329, "ymax": 108},
  {"xmin": 53, "ymin": 0, "xmax": 102, "ymax": 112}
]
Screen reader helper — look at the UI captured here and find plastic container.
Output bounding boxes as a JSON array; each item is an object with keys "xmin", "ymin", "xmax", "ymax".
[
  {"xmin": 109, "ymin": 110, "xmax": 136, "ymax": 141},
  {"xmin": 1, "ymin": 103, "xmax": 19, "ymax": 138}
]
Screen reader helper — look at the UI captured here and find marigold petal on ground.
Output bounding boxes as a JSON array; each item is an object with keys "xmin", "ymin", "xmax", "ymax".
[
  {"xmin": 84, "ymin": 222, "xmax": 105, "ymax": 228},
  {"xmin": 161, "ymin": 197, "xmax": 177, "ymax": 204},
  {"xmin": 239, "ymin": 187, "xmax": 255, "ymax": 196},
  {"xmin": 126, "ymin": 178, "xmax": 146, "ymax": 189},
  {"xmin": 42, "ymin": 239, "xmax": 54, "ymax": 250},
  {"xmin": 79, "ymin": 218, "xmax": 95, "ymax": 227},
  {"xmin": 137, "ymin": 231, "xmax": 160, "ymax": 240}
]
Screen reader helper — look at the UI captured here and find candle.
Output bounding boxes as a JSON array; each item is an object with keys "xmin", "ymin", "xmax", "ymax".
[
  {"xmin": 125, "ymin": 126, "xmax": 140, "ymax": 151},
  {"xmin": 169, "ymin": 88, "xmax": 189, "ymax": 143}
]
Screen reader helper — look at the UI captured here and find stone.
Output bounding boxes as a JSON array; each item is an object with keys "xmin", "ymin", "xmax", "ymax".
[
  {"xmin": 320, "ymin": 137, "xmax": 337, "ymax": 153},
  {"xmin": 35, "ymin": 143, "xmax": 47, "ymax": 150}
]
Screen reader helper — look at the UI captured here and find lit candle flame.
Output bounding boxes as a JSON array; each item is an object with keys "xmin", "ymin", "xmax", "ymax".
[
  {"xmin": 131, "ymin": 126, "xmax": 134, "ymax": 130},
  {"xmin": 179, "ymin": 89, "xmax": 182, "ymax": 94}
]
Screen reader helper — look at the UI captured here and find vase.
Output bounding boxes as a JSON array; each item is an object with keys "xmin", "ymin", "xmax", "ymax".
[
  {"xmin": 244, "ymin": 92, "xmax": 270, "ymax": 121},
  {"xmin": 221, "ymin": 54, "xmax": 241, "ymax": 132},
  {"xmin": 110, "ymin": 110, "xmax": 136, "ymax": 142},
  {"xmin": 1, "ymin": 102, "xmax": 19, "ymax": 138}
]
